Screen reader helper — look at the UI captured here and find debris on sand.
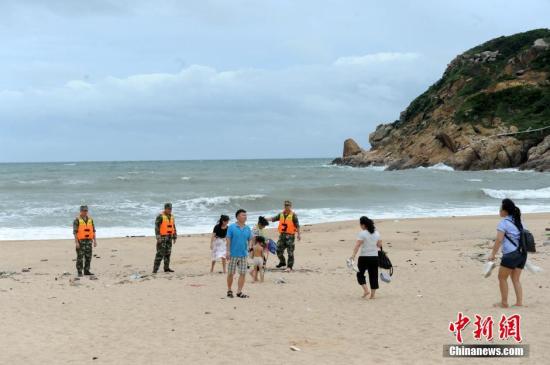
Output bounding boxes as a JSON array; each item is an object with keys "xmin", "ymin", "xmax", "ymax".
[
  {"xmin": 290, "ymin": 346, "xmax": 301, "ymax": 352},
  {"xmin": 0, "ymin": 271, "xmax": 18, "ymax": 279}
]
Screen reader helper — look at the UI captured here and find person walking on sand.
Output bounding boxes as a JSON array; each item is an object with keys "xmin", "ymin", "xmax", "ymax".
[
  {"xmin": 488, "ymin": 199, "xmax": 528, "ymax": 308},
  {"xmin": 350, "ymin": 216, "xmax": 382, "ymax": 299},
  {"xmin": 73, "ymin": 205, "xmax": 97, "ymax": 277},
  {"xmin": 226, "ymin": 209, "xmax": 253, "ymax": 298},
  {"xmin": 153, "ymin": 203, "xmax": 177, "ymax": 273},
  {"xmin": 268, "ymin": 200, "xmax": 301, "ymax": 272},
  {"xmin": 210, "ymin": 215, "xmax": 229, "ymax": 273}
]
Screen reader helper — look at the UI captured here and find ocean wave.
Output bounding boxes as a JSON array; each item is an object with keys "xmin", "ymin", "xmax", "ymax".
[
  {"xmin": 63, "ymin": 179, "xmax": 90, "ymax": 185},
  {"xmin": 320, "ymin": 163, "xmax": 387, "ymax": 171},
  {"xmin": 174, "ymin": 194, "xmax": 266, "ymax": 211},
  {"xmin": 3, "ymin": 203, "xmax": 549, "ymax": 240},
  {"xmin": 420, "ymin": 163, "xmax": 455, "ymax": 171},
  {"xmin": 63, "ymin": 163, "xmax": 76, "ymax": 166},
  {"xmin": 482, "ymin": 187, "xmax": 550, "ymax": 200},
  {"xmin": 492, "ymin": 168, "xmax": 538, "ymax": 173},
  {"xmin": 17, "ymin": 179, "xmax": 51, "ymax": 185},
  {"xmin": 466, "ymin": 178, "xmax": 483, "ymax": 182},
  {"xmin": 181, "ymin": 176, "xmax": 191, "ymax": 181}
]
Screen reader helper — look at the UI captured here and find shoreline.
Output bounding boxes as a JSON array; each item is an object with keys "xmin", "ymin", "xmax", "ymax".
[{"xmin": 2, "ymin": 212, "xmax": 549, "ymax": 243}]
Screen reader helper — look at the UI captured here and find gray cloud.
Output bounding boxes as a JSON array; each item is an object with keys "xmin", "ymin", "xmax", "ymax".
[{"xmin": 1, "ymin": 0, "xmax": 549, "ymax": 162}]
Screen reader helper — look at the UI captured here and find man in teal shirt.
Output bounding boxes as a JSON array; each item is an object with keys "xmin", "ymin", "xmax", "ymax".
[{"xmin": 226, "ymin": 209, "xmax": 253, "ymax": 298}]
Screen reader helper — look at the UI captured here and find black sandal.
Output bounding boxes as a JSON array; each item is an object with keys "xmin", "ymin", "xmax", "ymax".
[
  {"xmin": 227, "ymin": 290, "xmax": 234, "ymax": 298},
  {"xmin": 236, "ymin": 292, "xmax": 249, "ymax": 298}
]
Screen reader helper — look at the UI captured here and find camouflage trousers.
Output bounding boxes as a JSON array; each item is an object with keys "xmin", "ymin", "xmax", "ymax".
[
  {"xmin": 154, "ymin": 236, "xmax": 173, "ymax": 271},
  {"xmin": 76, "ymin": 239, "xmax": 93, "ymax": 273},
  {"xmin": 276, "ymin": 233, "xmax": 296, "ymax": 269}
]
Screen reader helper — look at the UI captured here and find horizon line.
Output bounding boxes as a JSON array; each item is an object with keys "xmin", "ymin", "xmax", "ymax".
[{"xmin": 0, "ymin": 156, "xmax": 336, "ymax": 165}]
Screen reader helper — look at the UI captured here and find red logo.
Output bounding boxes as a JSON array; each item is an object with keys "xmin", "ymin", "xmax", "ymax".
[
  {"xmin": 498, "ymin": 314, "xmax": 522, "ymax": 342},
  {"xmin": 449, "ymin": 312, "xmax": 470, "ymax": 344},
  {"xmin": 473, "ymin": 315, "xmax": 494, "ymax": 341},
  {"xmin": 449, "ymin": 313, "xmax": 522, "ymax": 344}
]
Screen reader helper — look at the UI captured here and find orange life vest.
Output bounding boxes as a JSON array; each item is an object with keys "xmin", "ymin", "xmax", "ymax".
[
  {"xmin": 159, "ymin": 214, "xmax": 175, "ymax": 236},
  {"xmin": 76, "ymin": 217, "xmax": 95, "ymax": 240},
  {"xmin": 277, "ymin": 211, "xmax": 296, "ymax": 235}
]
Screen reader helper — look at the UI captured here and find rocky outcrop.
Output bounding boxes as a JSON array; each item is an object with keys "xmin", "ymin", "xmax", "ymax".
[
  {"xmin": 333, "ymin": 29, "xmax": 550, "ymax": 171},
  {"xmin": 521, "ymin": 135, "xmax": 550, "ymax": 172}
]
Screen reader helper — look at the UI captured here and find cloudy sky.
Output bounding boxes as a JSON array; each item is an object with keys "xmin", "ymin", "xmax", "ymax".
[{"xmin": 1, "ymin": 0, "xmax": 549, "ymax": 162}]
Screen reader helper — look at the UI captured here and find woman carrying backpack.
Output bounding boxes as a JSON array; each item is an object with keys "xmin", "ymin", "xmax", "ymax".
[
  {"xmin": 488, "ymin": 199, "xmax": 528, "ymax": 308},
  {"xmin": 350, "ymin": 216, "xmax": 382, "ymax": 299}
]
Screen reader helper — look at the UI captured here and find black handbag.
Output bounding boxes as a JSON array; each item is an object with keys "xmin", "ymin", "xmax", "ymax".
[{"xmin": 378, "ymin": 247, "xmax": 393, "ymax": 276}]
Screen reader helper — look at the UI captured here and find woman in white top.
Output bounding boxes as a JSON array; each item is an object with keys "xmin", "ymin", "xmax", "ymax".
[{"xmin": 351, "ymin": 216, "xmax": 382, "ymax": 299}]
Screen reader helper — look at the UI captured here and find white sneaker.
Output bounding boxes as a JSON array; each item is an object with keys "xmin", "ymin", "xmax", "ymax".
[
  {"xmin": 380, "ymin": 272, "xmax": 392, "ymax": 283},
  {"xmin": 483, "ymin": 261, "xmax": 496, "ymax": 278},
  {"xmin": 525, "ymin": 260, "xmax": 543, "ymax": 273},
  {"xmin": 346, "ymin": 258, "xmax": 358, "ymax": 272}
]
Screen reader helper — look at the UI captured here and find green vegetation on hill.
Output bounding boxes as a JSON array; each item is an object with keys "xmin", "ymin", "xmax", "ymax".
[
  {"xmin": 455, "ymin": 86, "xmax": 550, "ymax": 132},
  {"xmin": 399, "ymin": 29, "xmax": 550, "ymax": 134}
]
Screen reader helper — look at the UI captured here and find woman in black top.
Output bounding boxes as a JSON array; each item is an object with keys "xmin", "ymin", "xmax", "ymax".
[{"xmin": 210, "ymin": 215, "xmax": 229, "ymax": 273}]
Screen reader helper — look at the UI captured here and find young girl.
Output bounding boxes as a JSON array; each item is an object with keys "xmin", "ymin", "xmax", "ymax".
[
  {"xmin": 350, "ymin": 216, "xmax": 382, "ymax": 299},
  {"xmin": 251, "ymin": 236, "xmax": 266, "ymax": 282},
  {"xmin": 488, "ymin": 199, "xmax": 528, "ymax": 308},
  {"xmin": 251, "ymin": 216, "xmax": 270, "ymax": 264},
  {"xmin": 210, "ymin": 215, "xmax": 229, "ymax": 273}
]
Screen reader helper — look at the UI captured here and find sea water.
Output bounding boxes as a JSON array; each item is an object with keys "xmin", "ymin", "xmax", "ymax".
[{"xmin": 0, "ymin": 159, "xmax": 549, "ymax": 240}]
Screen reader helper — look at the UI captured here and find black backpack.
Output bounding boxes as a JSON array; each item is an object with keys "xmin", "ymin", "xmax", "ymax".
[
  {"xmin": 504, "ymin": 227, "xmax": 536, "ymax": 253},
  {"xmin": 521, "ymin": 229, "xmax": 536, "ymax": 253},
  {"xmin": 378, "ymin": 248, "xmax": 393, "ymax": 276}
]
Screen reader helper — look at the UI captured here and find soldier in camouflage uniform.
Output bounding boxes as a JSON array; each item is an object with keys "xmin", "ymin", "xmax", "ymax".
[
  {"xmin": 73, "ymin": 205, "xmax": 97, "ymax": 277},
  {"xmin": 268, "ymin": 200, "xmax": 301, "ymax": 271},
  {"xmin": 153, "ymin": 202, "xmax": 177, "ymax": 273}
]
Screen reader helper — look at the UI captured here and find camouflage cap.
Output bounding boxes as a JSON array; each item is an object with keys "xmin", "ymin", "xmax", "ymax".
[
  {"xmin": 284, "ymin": 200, "xmax": 292, "ymax": 206},
  {"xmin": 164, "ymin": 202, "xmax": 172, "ymax": 209},
  {"xmin": 80, "ymin": 205, "xmax": 88, "ymax": 211}
]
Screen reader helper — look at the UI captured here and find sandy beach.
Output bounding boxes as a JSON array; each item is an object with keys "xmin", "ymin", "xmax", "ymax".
[{"xmin": 1, "ymin": 213, "xmax": 549, "ymax": 364}]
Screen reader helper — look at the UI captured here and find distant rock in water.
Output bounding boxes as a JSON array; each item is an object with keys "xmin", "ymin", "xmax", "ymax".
[
  {"xmin": 333, "ymin": 29, "xmax": 550, "ymax": 171},
  {"xmin": 343, "ymin": 138, "xmax": 363, "ymax": 157}
]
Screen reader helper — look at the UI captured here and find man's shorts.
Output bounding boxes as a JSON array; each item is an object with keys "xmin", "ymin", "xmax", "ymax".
[{"xmin": 228, "ymin": 257, "xmax": 248, "ymax": 275}]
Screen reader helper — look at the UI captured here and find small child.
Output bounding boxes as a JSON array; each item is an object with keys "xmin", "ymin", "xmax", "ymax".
[{"xmin": 251, "ymin": 236, "xmax": 266, "ymax": 282}]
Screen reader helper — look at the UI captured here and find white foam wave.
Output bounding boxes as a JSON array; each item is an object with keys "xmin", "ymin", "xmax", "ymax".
[
  {"xmin": 181, "ymin": 176, "xmax": 191, "ymax": 181},
  {"xmin": 63, "ymin": 163, "xmax": 76, "ymax": 166},
  {"xmin": 425, "ymin": 163, "xmax": 454, "ymax": 171},
  {"xmin": 63, "ymin": 179, "xmax": 90, "ymax": 185},
  {"xmin": 17, "ymin": 179, "xmax": 50, "ymax": 185},
  {"xmin": 492, "ymin": 168, "xmax": 538, "ymax": 173},
  {"xmin": 366, "ymin": 165, "xmax": 387, "ymax": 171},
  {"xmin": 320, "ymin": 163, "xmax": 387, "ymax": 171},
  {"xmin": 3, "ymin": 203, "xmax": 549, "ymax": 241},
  {"xmin": 466, "ymin": 178, "xmax": 483, "ymax": 182},
  {"xmin": 175, "ymin": 194, "xmax": 266, "ymax": 211},
  {"xmin": 482, "ymin": 187, "xmax": 550, "ymax": 200}
]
